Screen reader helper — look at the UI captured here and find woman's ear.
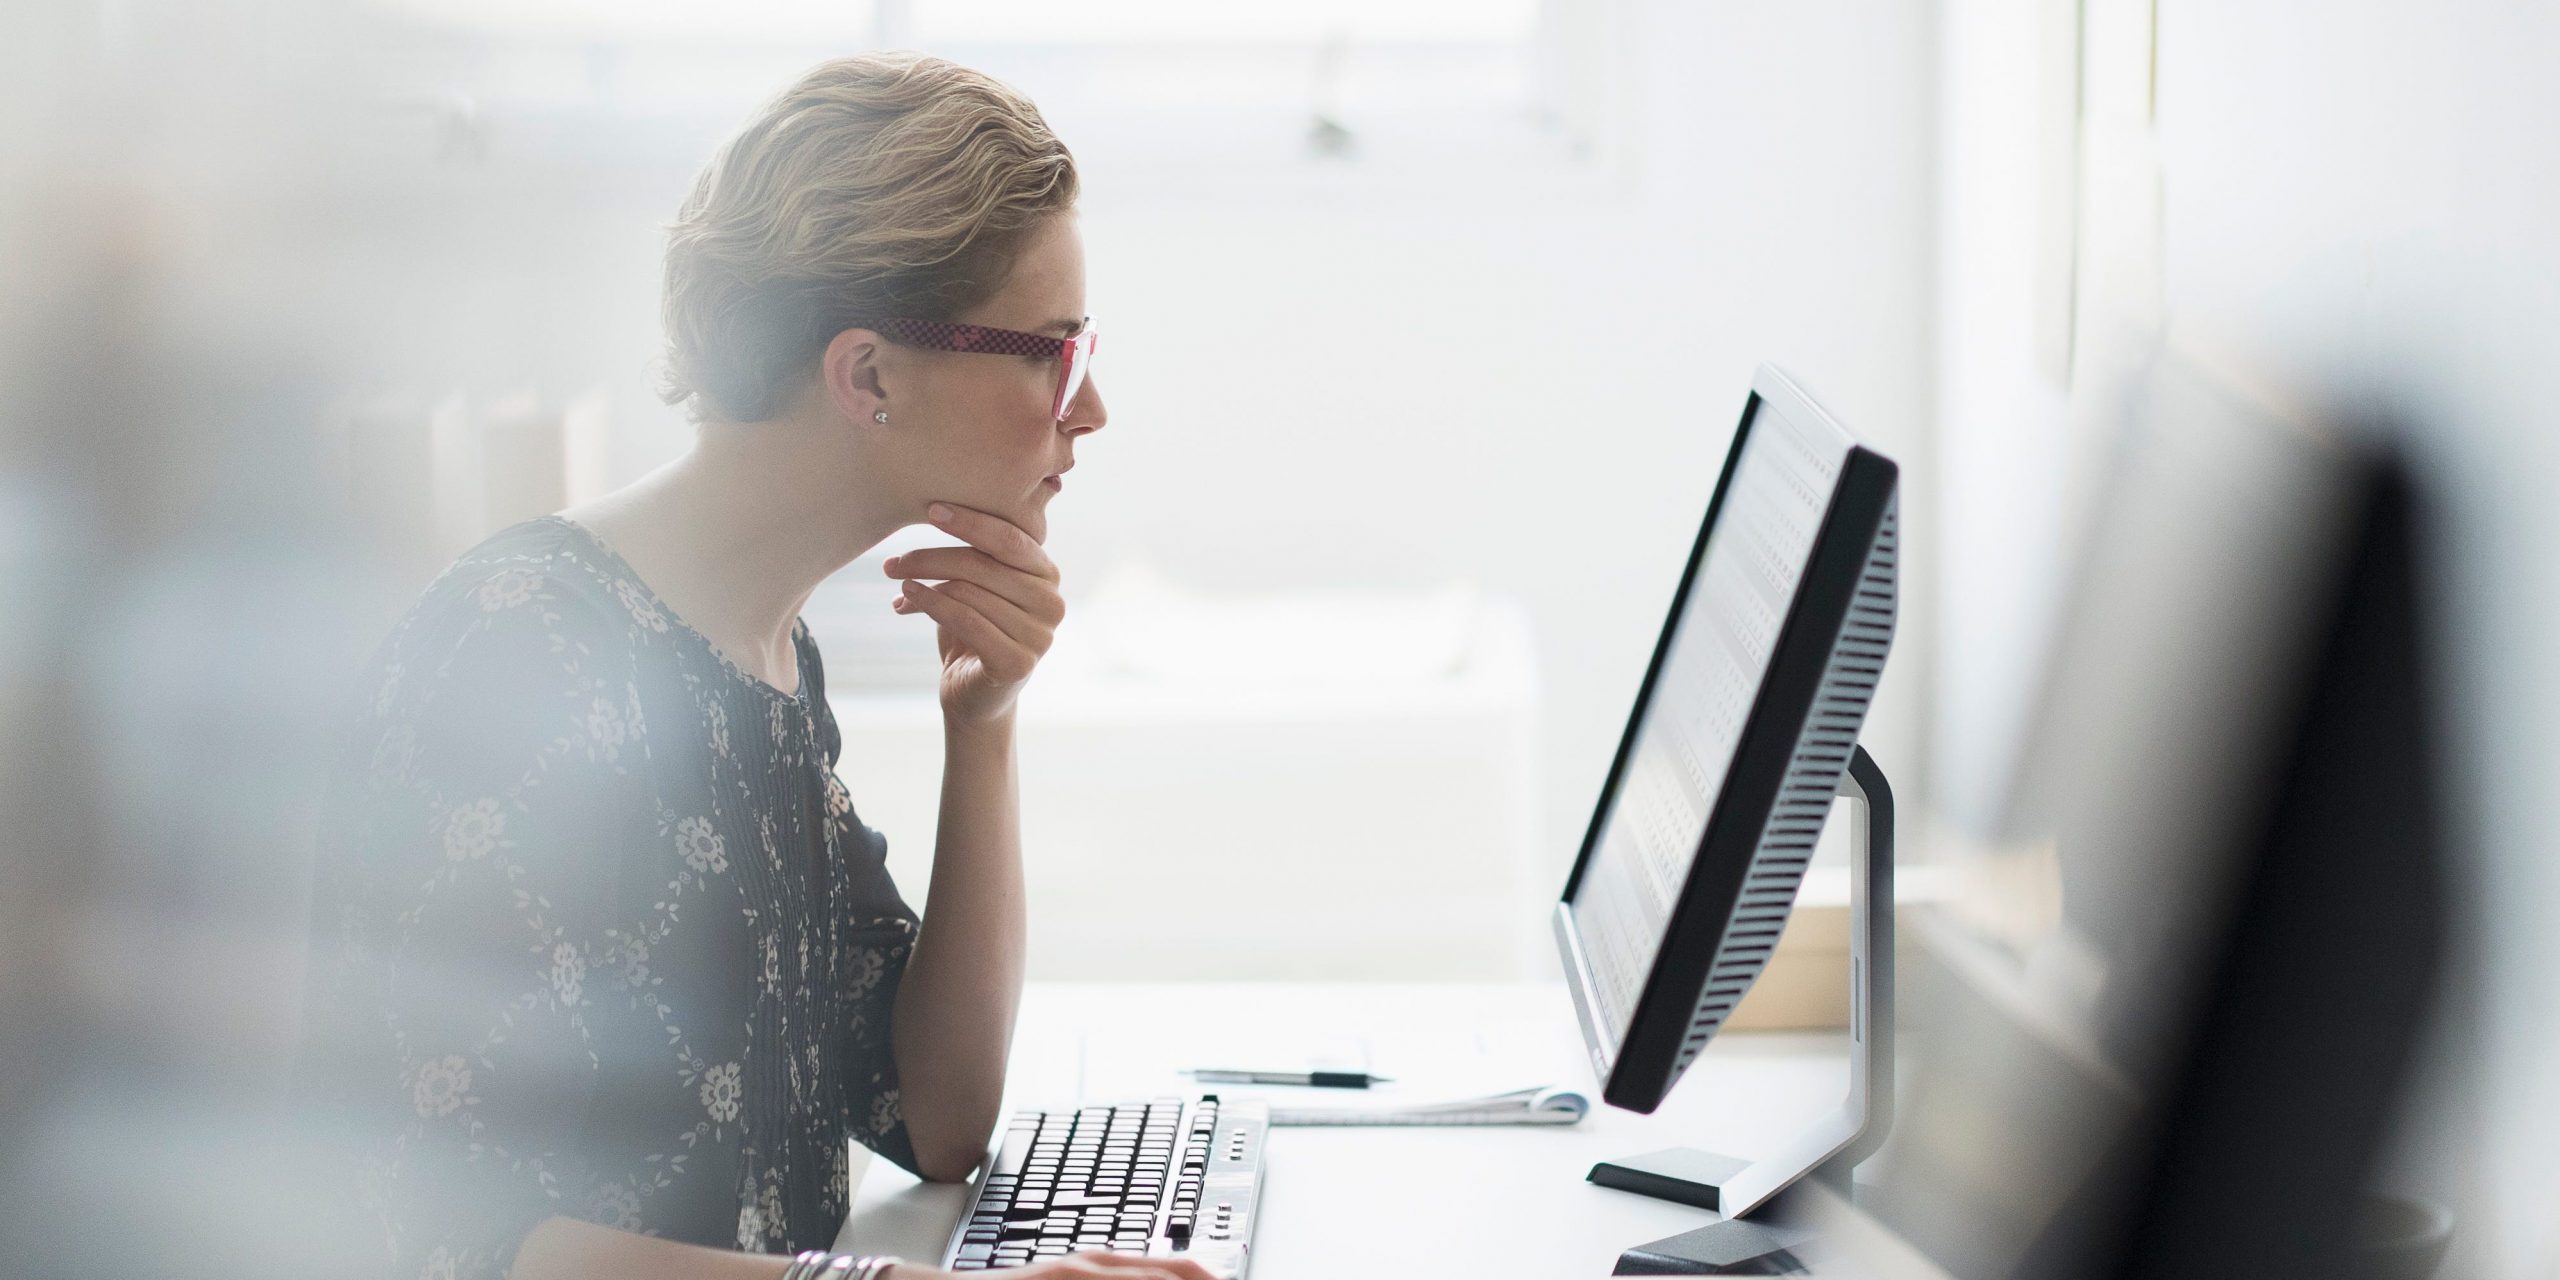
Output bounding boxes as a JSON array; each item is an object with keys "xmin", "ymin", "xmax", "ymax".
[{"xmin": 820, "ymin": 327, "xmax": 890, "ymax": 426}]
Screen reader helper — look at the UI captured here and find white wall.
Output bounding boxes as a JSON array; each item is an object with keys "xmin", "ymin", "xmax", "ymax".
[
  {"xmin": 1929, "ymin": 0, "xmax": 2076, "ymax": 833},
  {"xmin": 934, "ymin": 0, "xmax": 1940, "ymax": 886}
]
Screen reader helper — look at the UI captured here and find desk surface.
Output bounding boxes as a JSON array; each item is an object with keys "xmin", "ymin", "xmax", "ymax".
[{"xmin": 836, "ymin": 982, "xmax": 1853, "ymax": 1278}]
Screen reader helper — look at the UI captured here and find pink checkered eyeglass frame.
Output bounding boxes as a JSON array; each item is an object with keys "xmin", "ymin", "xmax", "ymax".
[{"xmin": 861, "ymin": 317, "xmax": 1099, "ymax": 422}]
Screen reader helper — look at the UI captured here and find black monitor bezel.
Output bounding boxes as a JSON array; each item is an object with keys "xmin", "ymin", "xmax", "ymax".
[{"xmin": 1558, "ymin": 365, "xmax": 1897, "ymax": 1112}]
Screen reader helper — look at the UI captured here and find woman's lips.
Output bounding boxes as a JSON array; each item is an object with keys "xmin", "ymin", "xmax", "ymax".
[{"xmin": 1041, "ymin": 475, "xmax": 1063, "ymax": 492}]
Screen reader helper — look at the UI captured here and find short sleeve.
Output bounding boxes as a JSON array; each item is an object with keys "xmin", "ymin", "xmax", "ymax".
[
  {"xmin": 838, "ymin": 893, "xmax": 922, "ymax": 1176},
  {"xmin": 810, "ymin": 677, "xmax": 926, "ymax": 1179},
  {"xmin": 300, "ymin": 564, "xmax": 652, "ymax": 1280}
]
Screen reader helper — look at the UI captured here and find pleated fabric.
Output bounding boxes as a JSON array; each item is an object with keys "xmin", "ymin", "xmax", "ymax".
[{"xmin": 298, "ymin": 515, "xmax": 921, "ymax": 1280}]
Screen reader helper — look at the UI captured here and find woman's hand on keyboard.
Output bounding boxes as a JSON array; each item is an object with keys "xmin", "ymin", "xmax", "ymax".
[{"xmin": 887, "ymin": 1252, "xmax": 1227, "ymax": 1280}]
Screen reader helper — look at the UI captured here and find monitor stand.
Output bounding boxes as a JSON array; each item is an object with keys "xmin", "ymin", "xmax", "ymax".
[{"xmin": 1589, "ymin": 747, "xmax": 1895, "ymax": 1275}]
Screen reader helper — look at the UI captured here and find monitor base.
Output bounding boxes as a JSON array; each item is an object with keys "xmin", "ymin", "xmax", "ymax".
[
  {"xmin": 1612, "ymin": 1216, "xmax": 1820, "ymax": 1275},
  {"xmin": 1592, "ymin": 1149, "xmax": 1833, "ymax": 1273},
  {"xmin": 1588, "ymin": 1147, "xmax": 1752, "ymax": 1210}
]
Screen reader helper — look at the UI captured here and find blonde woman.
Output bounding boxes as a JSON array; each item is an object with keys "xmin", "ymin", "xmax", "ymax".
[{"xmin": 298, "ymin": 55, "xmax": 1210, "ymax": 1280}]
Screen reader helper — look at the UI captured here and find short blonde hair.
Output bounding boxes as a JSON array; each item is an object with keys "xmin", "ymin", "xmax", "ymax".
[{"xmin": 659, "ymin": 53, "xmax": 1079, "ymax": 422}]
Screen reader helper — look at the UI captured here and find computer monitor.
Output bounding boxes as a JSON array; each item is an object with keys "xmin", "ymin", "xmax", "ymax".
[
  {"xmin": 1553, "ymin": 365, "xmax": 1900, "ymax": 1265},
  {"xmin": 1848, "ymin": 347, "xmax": 2450, "ymax": 1280}
]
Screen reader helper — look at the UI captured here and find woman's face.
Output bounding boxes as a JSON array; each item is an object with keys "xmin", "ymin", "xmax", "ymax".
[{"xmin": 873, "ymin": 214, "xmax": 1105, "ymax": 546}]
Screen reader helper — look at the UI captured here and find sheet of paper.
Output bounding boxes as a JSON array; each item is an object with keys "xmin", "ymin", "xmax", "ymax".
[{"xmin": 1072, "ymin": 1011, "xmax": 1588, "ymax": 1110}]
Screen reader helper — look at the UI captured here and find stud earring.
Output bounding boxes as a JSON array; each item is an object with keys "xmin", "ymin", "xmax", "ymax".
[{"xmin": 874, "ymin": 410, "xmax": 890, "ymax": 424}]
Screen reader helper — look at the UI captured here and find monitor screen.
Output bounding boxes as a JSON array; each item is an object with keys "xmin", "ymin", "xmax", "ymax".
[
  {"xmin": 1556, "ymin": 365, "xmax": 1897, "ymax": 1117},
  {"xmin": 1569, "ymin": 394, "xmax": 1851, "ymax": 1048}
]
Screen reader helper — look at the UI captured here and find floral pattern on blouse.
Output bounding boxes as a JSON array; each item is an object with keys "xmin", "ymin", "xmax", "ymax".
[{"xmin": 297, "ymin": 517, "xmax": 922, "ymax": 1280}]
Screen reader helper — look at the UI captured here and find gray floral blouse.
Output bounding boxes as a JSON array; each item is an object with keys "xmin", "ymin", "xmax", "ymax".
[{"xmin": 297, "ymin": 515, "xmax": 921, "ymax": 1280}]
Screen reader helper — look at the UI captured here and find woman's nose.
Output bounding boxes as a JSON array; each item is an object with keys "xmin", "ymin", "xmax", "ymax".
[{"xmin": 1062, "ymin": 374, "xmax": 1106, "ymax": 436}]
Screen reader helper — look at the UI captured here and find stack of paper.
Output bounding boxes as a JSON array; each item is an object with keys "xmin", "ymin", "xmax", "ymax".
[
  {"xmin": 1054, "ymin": 1011, "xmax": 1595, "ymax": 1129},
  {"xmin": 1268, "ymin": 1085, "xmax": 1589, "ymax": 1127}
]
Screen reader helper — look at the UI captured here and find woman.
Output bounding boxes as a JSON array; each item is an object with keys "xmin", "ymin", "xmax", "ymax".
[{"xmin": 298, "ymin": 54, "xmax": 1213, "ymax": 1280}]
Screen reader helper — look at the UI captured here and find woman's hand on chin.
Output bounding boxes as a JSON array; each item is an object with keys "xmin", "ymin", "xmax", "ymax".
[{"xmin": 885, "ymin": 501, "xmax": 1064, "ymax": 726}]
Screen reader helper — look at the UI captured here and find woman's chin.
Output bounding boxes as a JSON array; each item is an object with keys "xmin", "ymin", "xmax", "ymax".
[{"xmin": 1009, "ymin": 496, "xmax": 1050, "ymax": 545}]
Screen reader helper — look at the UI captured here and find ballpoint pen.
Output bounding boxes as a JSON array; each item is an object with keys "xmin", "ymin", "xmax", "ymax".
[{"xmin": 1179, "ymin": 1068, "xmax": 1394, "ymax": 1089}]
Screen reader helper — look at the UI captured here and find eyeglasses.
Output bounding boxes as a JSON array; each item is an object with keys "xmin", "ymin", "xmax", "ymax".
[{"xmin": 863, "ymin": 317, "xmax": 1099, "ymax": 423}]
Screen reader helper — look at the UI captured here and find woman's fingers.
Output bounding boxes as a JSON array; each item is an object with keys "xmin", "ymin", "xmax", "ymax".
[
  {"xmin": 1117, "ymin": 1259, "xmax": 1222, "ymax": 1280},
  {"xmin": 916, "ymin": 576, "xmax": 1054, "ymax": 653},
  {"xmin": 923, "ymin": 501, "xmax": 1059, "ymax": 580},
  {"xmin": 921, "ymin": 583, "xmax": 1049, "ymax": 660},
  {"xmin": 895, "ymin": 580, "xmax": 1034, "ymax": 682},
  {"xmin": 1097, "ymin": 1254, "xmax": 1221, "ymax": 1280},
  {"xmin": 1033, "ymin": 1253, "xmax": 1226, "ymax": 1280},
  {"xmin": 885, "ymin": 546, "xmax": 1064, "ymax": 627}
]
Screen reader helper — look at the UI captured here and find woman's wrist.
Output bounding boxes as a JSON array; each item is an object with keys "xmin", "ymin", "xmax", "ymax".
[{"xmin": 942, "ymin": 703, "xmax": 1018, "ymax": 743}]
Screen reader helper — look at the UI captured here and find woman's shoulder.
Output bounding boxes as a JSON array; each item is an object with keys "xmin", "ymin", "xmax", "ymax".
[
  {"xmin": 390, "ymin": 517, "xmax": 655, "ymax": 652},
  {"xmin": 343, "ymin": 519, "xmax": 662, "ymax": 778},
  {"xmin": 350, "ymin": 518, "xmax": 669, "ymax": 725}
]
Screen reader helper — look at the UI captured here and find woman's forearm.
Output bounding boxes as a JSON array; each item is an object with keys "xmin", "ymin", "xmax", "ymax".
[
  {"xmin": 512, "ymin": 1216, "xmax": 796, "ymax": 1280},
  {"xmin": 890, "ymin": 710, "xmax": 1027, "ymax": 1181}
]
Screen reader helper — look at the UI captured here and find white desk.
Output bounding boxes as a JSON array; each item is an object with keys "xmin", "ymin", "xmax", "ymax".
[{"xmin": 835, "ymin": 982, "xmax": 1852, "ymax": 1277}]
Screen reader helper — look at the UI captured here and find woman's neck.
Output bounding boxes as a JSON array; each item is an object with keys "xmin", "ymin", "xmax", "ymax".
[{"xmin": 563, "ymin": 420, "xmax": 905, "ymax": 691}]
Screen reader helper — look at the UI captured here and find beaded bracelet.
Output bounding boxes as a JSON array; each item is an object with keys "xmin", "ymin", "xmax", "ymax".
[{"xmin": 779, "ymin": 1250, "xmax": 900, "ymax": 1280}]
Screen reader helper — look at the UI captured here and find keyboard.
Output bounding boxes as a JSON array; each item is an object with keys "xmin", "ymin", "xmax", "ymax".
[{"xmin": 937, "ymin": 1095, "xmax": 1266, "ymax": 1276}]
